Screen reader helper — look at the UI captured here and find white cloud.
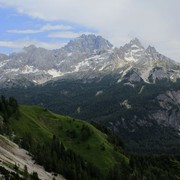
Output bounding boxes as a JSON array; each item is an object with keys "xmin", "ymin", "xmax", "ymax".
[
  {"xmin": 48, "ymin": 31, "xmax": 94, "ymax": 38},
  {"xmin": 8, "ymin": 24, "xmax": 72, "ymax": 34},
  {"xmin": 0, "ymin": 0, "xmax": 180, "ymax": 61},
  {"xmin": 0, "ymin": 39, "xmax": 66, "ymax": 50},
  {"xmin": 155, "ymin": 40, "xmax": 180, "ymax": 62},
  {"xmin": 0, "ymin": 41, "xmax": 20, "ymax": 48}
]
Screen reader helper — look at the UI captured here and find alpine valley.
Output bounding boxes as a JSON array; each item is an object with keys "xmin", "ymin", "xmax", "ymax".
[{"xmin": 0, "ymin": 34, "xmax": 180, "ymax": 154}]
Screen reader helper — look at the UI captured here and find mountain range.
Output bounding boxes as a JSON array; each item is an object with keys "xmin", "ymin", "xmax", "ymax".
[
  {"xmin": 0, "ymin": 34, "xmax": 180, "ymax": 154},
  {"xmin": 0, "ymin": 34, "xmax": 179, "ymax": 88}
]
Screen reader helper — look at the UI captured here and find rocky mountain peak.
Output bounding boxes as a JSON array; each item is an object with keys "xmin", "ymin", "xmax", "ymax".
[
  {"xmin": 63, "ymin": 34, "xmax": 113, "ymax": 53},
  {"xmin": 129, "ymin": 38, "xmax": 143, "ymax": 47},
  {"xmin": 23, "ymin": 45, "xmax": 37, "ymax": 52},
  {"xmin": 146, "ymin": 45, "xmax": 157, "ymax": 54},
  {"xmin": 122, "ymin": 38, "xmax": 145, "ymax": 52},
  {"xmin": 121, "ymin": 38, "xmax": 145, "ymax": 62}
]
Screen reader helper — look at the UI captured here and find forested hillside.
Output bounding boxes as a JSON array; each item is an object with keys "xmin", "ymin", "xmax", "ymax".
[
  {"xmin": 1, "ymin": 77, "xmax": 180, "ymax": 153},
  {"xmin": 0, "ymin": 97, "xmax": 180, "ymax": 179}
]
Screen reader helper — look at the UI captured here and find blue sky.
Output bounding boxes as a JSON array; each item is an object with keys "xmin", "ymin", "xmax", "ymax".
[
  {"xmin": 0, "ymin": 0, "xmax": 179, "ymax": 62},
  {"xmin": 0, "ymin": 5, "xmax": 96, "ymax": 53}
]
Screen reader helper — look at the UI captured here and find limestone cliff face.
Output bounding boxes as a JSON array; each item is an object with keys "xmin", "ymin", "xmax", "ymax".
[
  {"xmin": 150, "ymin": 90, "xmax": 180, "ymax": 129},
  {"xmin": 107, "ymin": 89, "xmax": 180, "ymax": 135}
]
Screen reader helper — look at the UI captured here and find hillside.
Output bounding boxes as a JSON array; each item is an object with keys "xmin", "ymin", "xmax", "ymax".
[
  {"xmin": 1, "ymin": 77, "xmax": 180, "ymax": 154},
  {"xmin": 1, "ymin": 104, "xmax": 127, "ymax": 179},
  {"xmin": 1, "ymin": 99, "xmax": 180, "ymax": 179},
  {"xmin": 11, "ymin": 105, "xmax": 127, "ymax": 171}
]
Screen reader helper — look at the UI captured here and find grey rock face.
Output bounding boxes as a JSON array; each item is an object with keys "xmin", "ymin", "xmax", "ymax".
[
  {"xmin": 148, "ymin": 67, "xmax": 169, "ymax": 83},
  {"xmin": 124, "ymin": 69, "xmax": 143, "ymax": 82},
  {"xmin": 7, "ymin": 46, "xmax": 55, "ymax": 70},
  {"xmin": 63, "ymin": 34, "xmax": 113, "ymax": 53},
  {"xmin": 149, "ymin": 90, "xmax": 180, "ymax": 129},
  {"xmin": 0, "ymin": 53, "xmax": 8, "ymax": 61}
]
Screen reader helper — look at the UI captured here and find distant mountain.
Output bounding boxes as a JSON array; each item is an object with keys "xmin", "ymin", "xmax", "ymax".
[{"xmin": 0, "ymin": 34, "xmax": 179, "ymax": 88}]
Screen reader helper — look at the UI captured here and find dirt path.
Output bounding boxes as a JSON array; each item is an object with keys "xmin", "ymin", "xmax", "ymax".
[{"xmin": 0, "ymin": 135, "xmax": 65, "ymax": 180}]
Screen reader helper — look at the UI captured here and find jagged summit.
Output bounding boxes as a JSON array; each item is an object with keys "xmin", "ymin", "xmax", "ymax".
[
  {"xmin": 129, "ymin": 38, "xmax": 143, "ymax": 47},
  {"xmin": 63, "ymin": 34, "xmax": 113, "ymax": 53},
  {"xmin": 24, "ymin": 45, "xmax": 37, "ymax": 51},
  {"xmin": 121, "ymin": 38, "xmax": 145, "ymax": 62},
  {"xmin": 146, "ymin": 45, "xmax": 157, "ymax": 54}
]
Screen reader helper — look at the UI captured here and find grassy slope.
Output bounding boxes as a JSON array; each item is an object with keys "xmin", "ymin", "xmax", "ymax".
[{"xmin": 9, "ymin": 105, "xmax": 128, "ymax": 176}]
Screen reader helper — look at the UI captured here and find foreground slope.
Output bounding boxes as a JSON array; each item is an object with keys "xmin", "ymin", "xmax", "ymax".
[
  {"xmin": 1, "ymin": 99, "xmax": 180, "ymax": 179},
  {"xmin": 0, "ymin": 135, "xmax": 64, "ymax": 180},
  {"xmin": 9, "ymin": 105, "xmax": 127, "ymax": 178}
]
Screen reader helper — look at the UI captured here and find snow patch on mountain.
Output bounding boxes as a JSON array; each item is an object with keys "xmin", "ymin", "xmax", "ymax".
[
  {"xmin": 99, "ymin": 63, "xmax": 109, "ymax": 71},
  {"xmin": 124, "ymin": 53, "xmax": 137, "ymax": 62},
  {"xmin": 6, "ymin": 68, "xmax": 20, "ymax": 73},
  {"xmin": 0, "ymin": 60, "xmax": 9, "ymax": 68},
  {"xmin": 74, "ymin": 60, "xmax": 90, "ymax": 72},
  {"xmin": 48, "ymin": 69, "xmax": 64, "ymax": 78},
  {"xmin": 67, "ymin": 52, "xmax": 72, "ymax": 57},
  {"xmin": 122, "ymin": 66, "xmax": 132, "ymax": 77},
  {"xmin": 95, "ymin": 90, "xmax": 103, "ymax": 96},
  {"xmin": 21, "ymin": 65, "xmax": 39, "ymax": 74}
]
